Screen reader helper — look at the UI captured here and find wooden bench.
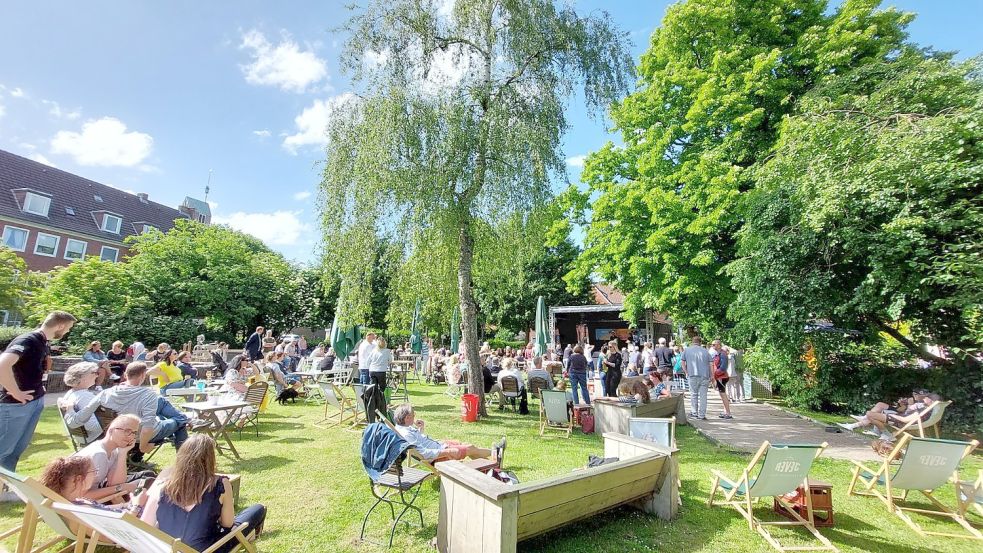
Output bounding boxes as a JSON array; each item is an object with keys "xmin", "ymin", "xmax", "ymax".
[
  {"xmin": 593, "ymin": 393, "xmax": 686, "ymax": 435},
  {"xmin": 436, "ymin": 432, "xmax": 679, "ymax": 553}
]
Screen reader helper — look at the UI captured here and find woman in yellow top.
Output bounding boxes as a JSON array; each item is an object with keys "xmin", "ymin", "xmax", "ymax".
[{"xmin": 149, "ymin": 349, "xmax": 191, "ymax": 393}]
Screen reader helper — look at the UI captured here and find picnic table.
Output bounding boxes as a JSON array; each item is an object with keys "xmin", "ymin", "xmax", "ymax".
[
  {"xmin": 181, "ymin": 399, "xmax": 250, "ymax": 460},
  {"xmin": 388, "ymin": 368, "xmax": 410, "ymax": 403}
]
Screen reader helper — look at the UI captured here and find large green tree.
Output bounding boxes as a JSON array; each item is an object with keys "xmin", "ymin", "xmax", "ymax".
[
  {"xmin": 0, "ymin": 247, "xmax": 33, "ymax": 315},
  {"xmin": 730, "ymin": 54, "xmax": 983, "ymax": 425},
  {"xmin": 567, "ymin": 0, "xmax": 912, "ymax": 334},
  {"xmin": 321, "ymin": 0, "xmax": 632, "ymax": 414}
]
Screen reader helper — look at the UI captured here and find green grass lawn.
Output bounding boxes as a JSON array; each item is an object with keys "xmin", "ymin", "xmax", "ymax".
[{"xmin": 2, "ymin": 383, "xmax": 980, "ymax": 552}]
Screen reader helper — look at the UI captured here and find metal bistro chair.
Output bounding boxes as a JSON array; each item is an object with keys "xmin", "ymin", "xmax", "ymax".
[
  {"xmin": 499, "ymin": 375, "xmax": 521, "ymax": 413},
  {"xmin": 237, "ymin": 381, "xmax": 268, "ymax": 438},
  {"xmin": 359, "ymin": 423, "xmax": 433, "ymax": 547}
]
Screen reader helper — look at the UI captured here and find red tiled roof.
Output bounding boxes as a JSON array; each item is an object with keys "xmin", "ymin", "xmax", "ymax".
[
  {"xmin": 0, "ymin": 149, "xmax": 187, "ymax": 243},
  {"xmin": 592, "ymin": 282, "xmax": 625, "ymax": 305}
]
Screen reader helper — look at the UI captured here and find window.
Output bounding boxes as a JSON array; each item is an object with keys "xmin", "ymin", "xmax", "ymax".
[
  {"xmin": 23, "ymin": 192, "xmax": 51, "ymax": 216},
  {"xmin": 65, "ymin": 207, "xmax": 76, "ymax": 215},
  {"xmin": 34, "ymin": 233, "xmax": 60, "ymax": 257},
  {"xmin": 101, "ymin": 214, "xmax": 122, "ymax": 233},
  {"xmin": 141, "ymin": 224, "xmax": 157, "ymax": 234},
  {"xmin": 100, "ymin": 246, "xmax": 119, "ymax": 262},
  {"xmin": 94, "ymin": 195, "xmax": 103, "ymax": 203},
  {"xmin": 1, "ymin": 226, "xmax": 29, "ymax": 252},
  {"xmin": 64, "ymin": 239, "xmax": 87, "ymax": 261}
]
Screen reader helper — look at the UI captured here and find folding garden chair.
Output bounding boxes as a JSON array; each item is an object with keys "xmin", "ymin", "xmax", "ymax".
[
  {"xmin": 848, "ymin": 434, "xmax": 981, "ymax": 540},
  {"xmin": 708, "ymin": 441, "xmax": 836, "ymax": 552},
  {"xmin": 316, "ymin": 381, "xmax": 358, "ymax": 428},
  {"xmin": 0, "ymin": 467, "xmax": 122, "ymax": 553},
  {"xmin": 444, "ymin": 374, "xmax": 464, "ymax": 399},
  {"xmin": 956, "ymin": 469, "xmax": 983, "ymax": 519},
  {"xmin": 500, "ymin": 375, "xmax": 521, "ymax": 412},
  {"xmin": 539, "ymin": 389, "xmax": 572, "ymax": 438},
  {"xmin": 360, "ymin": 423, "xmax": 433, "ymax": 547},
  {"xmin": 527, "ymin": 376, "xmax": 550, "ymax": 401},
  {"xmin": 51, "ymin": 501, "xmax": 257, "ymax": 553},
  {"xmin": 58, "ymin": 404, "xmax": 97, "ymax": 452},
  {"xmin": 351, "ymin": 383, "xmax": 369, "ymax": 427},
  {"xmin": 889, "ymin": 400, "xmax": 951, "ymax": 439},
  {"xmin": 237, "ymin": 381, "xmax": 268, "ymax": 437}
]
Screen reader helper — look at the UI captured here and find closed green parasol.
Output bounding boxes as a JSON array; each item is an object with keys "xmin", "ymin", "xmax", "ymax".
[
  {"xmin": 329, "ymin": 311, "xmax": 360, "ymax": 360},
  {"xmin": 533, "ymin": 295, "xmax": 548, "ymax": 357},
  {"xmin": 409, "ymin": 298, "xmax": 423, "ymax": 354},
  {"xmin": 450, "ymin": 305, "xmax": 461, "ymax": 354}
]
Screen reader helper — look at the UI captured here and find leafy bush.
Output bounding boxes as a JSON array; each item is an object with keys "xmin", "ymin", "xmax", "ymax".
[
  {"xmin": 67, "ymin": 310, "xmax": 201, "ymax": 353},
  {"xmin": 0, "ymin": 326, "xmax": 31, "ymax": 350},
  {"xmin": 486, "ymin": 339, "xmax": 526, "ymax": 351}
]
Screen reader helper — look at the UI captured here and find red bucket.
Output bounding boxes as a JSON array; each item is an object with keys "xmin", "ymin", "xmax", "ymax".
[{"xmin": 461, "ymin": 393, "xmax": 479, "ymax": 422}]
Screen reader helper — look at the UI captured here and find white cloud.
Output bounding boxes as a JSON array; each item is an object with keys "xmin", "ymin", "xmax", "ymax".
[
  {"xmin": 292, "ymin": 191, "xmax": 311, "ymax": 201},
  {"xmin": 43, "ymin": 100, "xmax": 81, "ymax": 120},
  {"xmin": 282, "ymin": 92, "xmax": 357, "ymax": 153},
  {"xmin": 565, "ymin": 155, "xmax": 587, "ymax": 168},
  {"xmin": 51, "ymin": 117, "xmax": 154, "ymax": 167},
  {"xmin": 214, "ymin": 210, "xmax": 311, "ymax": 246},
  {"xmin": 364, "ymin": 41, "xmax": 474, "ymax": 97},
  {"xmin": 239, "ymin": 29, "xmax": 328, "ymax": 93},
  {"xmin": 252, "ymin": 129, "xmax": 271, "ymax": 137},
  {"xmin": 29, "ymin": 153, "xmax": 56, "ymax": 167},
  {"xmin": 10, "ymin": 87, "xmax": 26, "ymax": 98},
  {"xmin": 0, "ymin": 103, "xmax": 5, "ymax": 119}
]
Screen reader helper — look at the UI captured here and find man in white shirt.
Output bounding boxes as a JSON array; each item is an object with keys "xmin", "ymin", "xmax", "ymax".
[
  {"xmin": 489, "ymin": 358, "xmax": 524, "ymax": 409},
  {"xmin": 357, "ymin": 332, "xmax": 377, "ymax": 385},
  {"xmin": 681, "ymin": 336, "xmax": 712, "ymax": 420}
]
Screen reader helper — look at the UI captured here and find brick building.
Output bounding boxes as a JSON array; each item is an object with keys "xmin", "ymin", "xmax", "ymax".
[{"xmin": 0, "ymin": 148, "xmax": 206, "ymax": 273}]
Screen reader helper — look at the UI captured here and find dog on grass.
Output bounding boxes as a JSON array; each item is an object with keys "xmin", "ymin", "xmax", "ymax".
[{"xmin": 276, "ymin": 381, "xmax": 303, "ymax": 405}]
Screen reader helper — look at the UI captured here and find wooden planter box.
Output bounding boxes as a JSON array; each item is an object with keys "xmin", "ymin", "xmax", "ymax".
[
  {"xmin": 593, "ymin": 393, "xmax": 686, "ymax": 435},
  {"xmin": 436, "ymin": 433, "xmax": 679, "ymax": 553}
]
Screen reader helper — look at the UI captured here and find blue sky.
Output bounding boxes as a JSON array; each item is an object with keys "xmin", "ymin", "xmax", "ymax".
[{"xmin": 0, "ymin": 1, "xmax": 979, "ymax": 264}]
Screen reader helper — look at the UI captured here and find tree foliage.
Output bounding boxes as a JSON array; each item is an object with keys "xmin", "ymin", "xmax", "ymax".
[
  {"xmin": 0, "ymin": 246, "xmax": 34, "ymax": 314},
  {"xmin": 568, "ymin": 0, "xmax": 912, "ymax": 333},
  {"xmin": 321, "ymin": 0, "xmax": 632, "ymax": 414}
]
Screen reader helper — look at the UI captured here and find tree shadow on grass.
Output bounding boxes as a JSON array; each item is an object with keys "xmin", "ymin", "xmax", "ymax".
[
  {"xmin": 229, "ymin": 455, "xmax": 292, "ymax": 472},
  {"xmin": 26, "ymin": 432, "xmax": 72, "ymax": 456}
]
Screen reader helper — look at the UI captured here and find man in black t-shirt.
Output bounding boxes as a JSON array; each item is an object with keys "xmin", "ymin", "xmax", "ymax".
[
  {"xmin": 652, "ymin": 337, "xmax": 674, "ymax": 372},
  {"xmin": 0, "ymin": 311, "xmax": 76, "ymax": 493}
]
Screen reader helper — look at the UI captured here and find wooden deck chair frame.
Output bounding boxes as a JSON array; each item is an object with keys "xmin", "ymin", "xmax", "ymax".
[
  {"xmin": 0, "ymin": 467, "xmax": 122, "ymax": 553},
  {"xmin": 847, "ymin": 434, "xmax": 981, "ymax": 540},
  {"xmin": 350, "ymin": 384, "xmax": 369, "ymax": 429},
  {"xmin": 315, "ymin": 381, "xmax": 357, "ymax": 428},
  {"xmin": 237, "ymin": 381, "xmax": 268, "ymax": 438},
  {"xmin": 708, "ymin": 441, "xmax": 837, "ymax": 552},
  {"xmin": 58, "ymin": 404, "xmax": 97, "ymax": 453},
  {"xmin": 956, "ymin": 469, "xmax": 983, "ymax": 518},
  {"xmin": 444, "ymin": 374, "xmax": 464, "ymax": 399},
  {"xmin": 890, "ymin": 400, "xmax": 951, "ymax": 439},
  {"xmin": 539, "ymin": 389, "xmax": 572, "ymax": 438},
  {"xmin": 51, "ymin": 501, "xmax": 256, "ymax": 553}
]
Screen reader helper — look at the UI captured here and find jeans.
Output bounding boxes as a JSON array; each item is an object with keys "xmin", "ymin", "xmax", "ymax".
[
  {"xmin": 359, "ymin": 369, "xmax": 370, "ymax": 385},
  {"xmin": 688, "ymin": 375, "xmax": 709, "ymax": 418},
  {"xmin": 569, "ymin": 372, "xmax": 590, "ymax": 405},
  {"xmin": 160, "ymin": 380, "xmax": 190, "ymax": 394},
  {"xmin": 0, "ymin": 397, "xmax": 45, "ymax": 471},
  {"xmin": 152, "ymin": 396, "xmax": 189, "ymax": 449},
  {"xmin": 216, "ymin": 504, "xmax": 267, "ymax": 553}
]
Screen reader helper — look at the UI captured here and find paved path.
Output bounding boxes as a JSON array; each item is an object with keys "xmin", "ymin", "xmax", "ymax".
[{"xmin": 684, "ymin": 392, "xmax": 880, "ymax": 462}]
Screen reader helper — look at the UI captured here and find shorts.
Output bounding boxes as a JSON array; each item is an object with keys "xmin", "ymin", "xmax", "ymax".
[
  {"xmin": 441, "ymin": 439, "xmax": 471, "ymax": 460},
  {"xmin": 715, "ymin": 378, "xmax": 729, "ymax": 393}
]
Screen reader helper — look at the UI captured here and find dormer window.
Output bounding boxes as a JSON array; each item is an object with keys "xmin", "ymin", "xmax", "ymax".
[
  {"xmin": 142, "ymin": 224, "xmax": 157, "ymax": 234},
  {"xmin": 94, "ymin": 195, "xmax": 103, "ymax": 203},
  {"xmin": 65, "ymin": 207, "xmax": 76, "ymax": 215},
  {"xmin": 101, "ymin": 213, "xmax": 122, "ymax": 233},
  {"xmin": 23, "ymin": 192, "xmax": 51, "ymax": 216}
]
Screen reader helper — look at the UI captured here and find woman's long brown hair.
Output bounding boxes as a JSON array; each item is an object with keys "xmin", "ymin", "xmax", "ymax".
[{"xmin": 162, "ymin": 434, "xmax": 217, "ymax": 507}]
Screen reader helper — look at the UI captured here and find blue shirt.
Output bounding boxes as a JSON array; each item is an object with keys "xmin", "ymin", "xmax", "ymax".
[{"xmin": 395, "ymin": 424, "xmax": 443, "ymax": 460}]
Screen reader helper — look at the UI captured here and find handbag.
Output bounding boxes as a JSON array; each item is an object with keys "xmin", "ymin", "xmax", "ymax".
[{"xmin": 580, "ymin": 412, "xmax": 595, "ymax": 434}]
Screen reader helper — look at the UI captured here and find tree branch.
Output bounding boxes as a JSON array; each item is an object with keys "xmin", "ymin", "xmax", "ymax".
[
  {"xmin": 494, "ymin": 48, "xmax": 549, "ymax": 100},
  {"xmin": 869, "ymin": 318, "xmax": 952, "ymax": 365}
]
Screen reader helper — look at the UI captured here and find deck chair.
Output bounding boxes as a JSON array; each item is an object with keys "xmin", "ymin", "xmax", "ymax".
[
  {"xmin": 360, "ymin": 423, "xmax": 433, "ymax": 547},
  {"xmin": 0, "ymin": 467, "xmax": 122, "ymax": 553},
  {"xmin": 351, "ymin": 384, "xmax": 369, "ymax": 427},
  {"xmin": 539, "ymin": 390, "xmax": 572, "ymax": 438},
  {"xmin": 236, "ymin": 381, "xmax": 268, "ymax": 437},
  {"xmin": 500, "ymin": 376, "xmax": 521, "ymax": 412},
  {"xmin": 51, "ymin": 501, "xmax": 256, "ymax": 553},
  {"xmin": 889, "ymin": 400, "xmax": 951, "ymax": 439},
  {"xmin": 58, "ymin": 404, "xmax": 98, "ymax": 452},
  {"xmin": 848, "ymin": 434, "xmax": 981, "ymax": 540},
  {"xmin": 316, "ymin": 382, "xmax": 358, "ymax": 428},
  {"xmin": 956, "ymin": 470, "xmax": 983, "ymax": 518},
  {"xmin": 708, "ymin": 441, "xmax": 836, "ymax": 552},
  {"xmin": 527, "ymin": 376, "xmax": 550, "ymax": 400}
]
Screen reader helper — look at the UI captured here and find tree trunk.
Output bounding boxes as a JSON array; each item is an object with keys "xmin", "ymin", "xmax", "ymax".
[{"xmin": 458, "ymin": 219, "xmax": 487, "ymax": 417}]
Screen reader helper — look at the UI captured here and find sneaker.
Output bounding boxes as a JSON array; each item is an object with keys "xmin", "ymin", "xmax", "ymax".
[
  {"xmin": 689, "ymin": 412, "xmax": 698, "ymax": 418},
  {"xmin": 0, "ymin": 490, "xmax": 21, "ymax": 503},
  {"xmin": 863, "ymin": 429, "xmax": 881, "ymax": 437},
  {"xmin": 699, "ymin": 415, "xmax": 707, "ymax": 420},
  {"xmin": 836, "ymin": 423, "xmax": 858, "ymax": 432},
  {"xmin": 718, "ymin": 414, "xmax": 733, "ymax": 419}
]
